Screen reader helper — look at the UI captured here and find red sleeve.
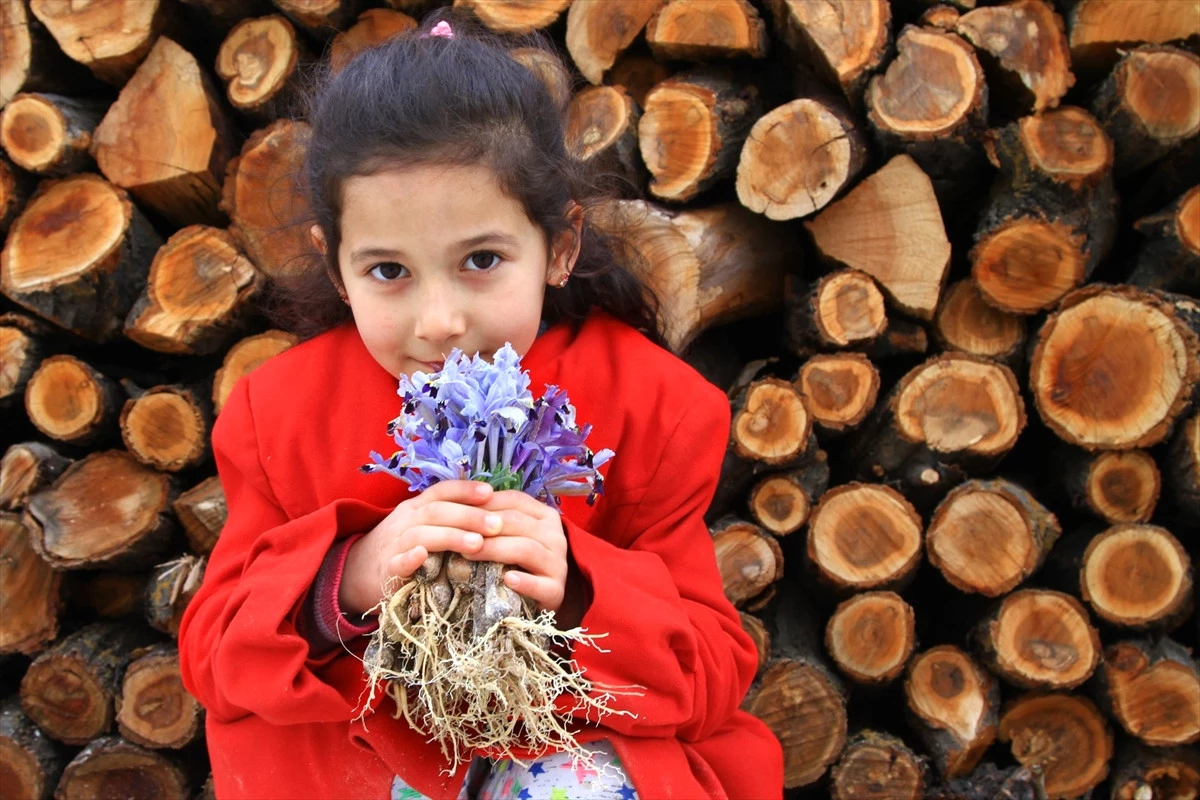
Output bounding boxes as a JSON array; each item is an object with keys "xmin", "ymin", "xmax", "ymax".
[
  {"xmin": 178, "ymin": 378, "xmax": 387, "ymax": 726},
  {"xmin": 560, "ymin": 392, "xmax": 756, "ymax": 742}
]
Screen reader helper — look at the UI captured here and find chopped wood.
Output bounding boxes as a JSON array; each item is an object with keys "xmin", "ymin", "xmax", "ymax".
[
  {"xmin": 804, "ymin": 155, "xmax": 951, "ymax": 320},
  {"xmin": 1064, "ymin": 0, "xmax": 1200, "ymax": 72},
  {"xmin": 0, "ymin": 512, "xmax": 61, "ymax": 656},
  {"xmin": 564, "ymin": 85, "xmax": 643, "ymax": 190},
  {"xmin": 221, "ymin": 119, "xmax": 319, "ymax": 281},
  {"xmin": 638, "ymin": 69, "xmax": 760, "ymax": 202},
  {"xmin": 0, "ymin": 442, "xmax": 71, "ymax": 511},
  {"xmin": 455, "ymin": 0, "xmax": 571, "ymax": 33},
  {"xmin": 213, "ymin": 329, "xmax": 299, "ymax": 414},
  {"xmin": 120, "ymin": 384, "xmax": 213, "ymax": 472},
  {"xmin": 510, "ymin": 47, "xmax": 574, "ymax": 111},
  {"xmin": 710, "ymin": 517, "xmax": 783, "ymax": 607},
  {"xmin": 795, "ymin": 353, "xmax": 880, "ymax": 434},
  {"xmin": 973, "ymin": 107, "xmax": 1116, "ymax": 314},
  {"xmin": 1030, "ymin": 285, "xmax": 1200, "ymax": 450},
  {"xmin": 1081, "ymin": 523, "xmax": 1193, "ymax": 631},
  {"xmin": 173, "ymin": 476, "xmax": 226, "ymax": 555},
  {"xmin": 124, "ymin": 226, "xmax": 261, "ymax": 356},
  {"xmin": 1059, "ymin": 447, "xmax": 1161, "ymax": 524},
  {"xmin": 0, "ymin": 0, "xmax": 95, "ymax": 107},
  {"xmin": 19, "ymin": 623, "xmax": 155, "ymax": 745},
  {"xmin": 933, "ymin": 279, "xmax": 1026, "ymax": 365},
  {"xmin": 1128, "ymin": 184, "xmax": 1200, "ymax": 295},
  {"xmin": 926, "ymin": 763, "xmax": 1048, "ymax": 800},
  {"xmin": 975, "ymin": 589, "xmax": 1100, "ymax": 690},
  {"xmin": 1109, "ymin": 742, "xmax": 1200, "ymax": 800},
  {"xmin": 920, "ymin": 5, "xmax": 961, "ymax": 31},
  {"xmin": 54, "ymin": 736, "xmax": 188, "ymax": 800},
  {"xmin": 645, "ymin": 0, "xmax": 767, "ymax": 61},
  {"xmin": 807, "ymin": 483, "xmax": 923, "ymax": 591},
  {"xmin": 784, "ymin": 271, "xmax": 887, "ymax": 353},
  {"xmin": 24, "ymin": 355, "xmax": 123, "ymax": 447},
  {"xmin": 68, "ymin": 571, "xmax": 147, "ymax": 619},
  {"xmin": 29, "ymin": 0, "xmax": 170, "ymax": 85},
  {"xmin": 1163, "ymin": 411, "xmax": 1200, "ymax": 527},
  {"xmin": 215, "ymin": 15, "xmax": 310, "ymax": 122},
  {"xmin": 737, "ymin": 96, "xmax": 867, "ymax": 221},
  {"xmin": 904, "ymin": 645, "xmax": 998, "ymax": 779},
  {"xmin": 329, "ymin": 8, "xmax": 417, "ymax": 73},
  {"xmin": 998, "ymin": 693, "xmax": 1112, "ymax": 800},
  {"xmin": 830, "ymin": 730, "xmax": 925, "ymax": 800},
  {"xmin": 738, "ymin": 611, "xmax": 770, "ymax": 674},
  {"xmin": 765, "ymin": 0, "xmax": 890, "ymax": 102},
  {"xmin": 0, "ymin": 156, "xmax": 34, "ymax": 236},
  {"xmin": 605, "ymin": 53, "xmax": 670, "ymax": 107},
  {"xmin": 0, "ymin": 174, "xmax": 162, "ymax": 342},
  {"xmin": 0, "ymin": 93, "xmax": 103, "ymax": 175},
  {"xmin": 565, "ymin": 0, "xmax": 662, "ymax": 85},
  {"xmin": 591, "ymin": 200, "xmax": 794, "ymax": 352},
  {"xmin": 92, "ymin": 37, "xmax": 237, "ymax": 227},
  {"xmin": 731, "ymin": 378, "xmax": 812, "ymax": 465},
  {"xmin": 145, "ymin": 555, "xmax": 206, "ymax": 636},
  {"xmin": 825, "ymin": 591, "xmax": 915, "ymax": 685},
  {"xmin": 116, "ymin": 644, "xmax": 203, "ymax": 749},
  {"xmin": 1091, "ymin": 45, "xmax": 1200, "ymax": 177},
  {"xmin": 24, "ymin": 450, "xmax": 176, "ymax": 570},
  {"xmin": 0, "ymin": 313, "xmax": 47, "ymax": 406},
  {"xmin": 0, "ymin": 695, "xmax": 65, "ymax": 800},
  {"xmin": 1095, "ymin": 638, "xmax": 1200, "ymax": 747},
  {"xmin": 748, "ymin": 458, "xmax": 829, "ymax": 536},
  {"xmin": 926, "ymin": 479, "xmax": 1061, "ymax": 597},
  {"xmin": 955, "ymin": 0, "xmax": 1074, "ymax": 113},
  {"xmin": 272, "ymin": 0, "xmax": 360, "ymax": 34}
]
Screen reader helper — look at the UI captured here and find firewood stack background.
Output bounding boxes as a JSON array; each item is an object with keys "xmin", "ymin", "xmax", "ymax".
[{"xmin": 1, "ymin": 0, "xmax": 1199, "ymax": 797}]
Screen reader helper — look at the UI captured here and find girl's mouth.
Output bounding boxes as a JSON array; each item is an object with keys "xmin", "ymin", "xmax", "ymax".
[{"xmin": 417, "ymin": 360, "xmax": 444, "ymax": 373}]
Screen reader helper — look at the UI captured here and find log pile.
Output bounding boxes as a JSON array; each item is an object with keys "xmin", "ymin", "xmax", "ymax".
[{"xmin": 2, "ymin": 1, "xmax": 1198, "ymax": 798}]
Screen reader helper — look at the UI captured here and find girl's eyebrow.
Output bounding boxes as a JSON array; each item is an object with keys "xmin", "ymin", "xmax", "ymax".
[{"xmin": 349, "ymin": 233, "xmax": 520, "ymax": 264}]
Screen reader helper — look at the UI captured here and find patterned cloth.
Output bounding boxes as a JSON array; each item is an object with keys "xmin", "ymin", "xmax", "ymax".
[{"xmin": 392, "ymin": 741, "xmax": 639, "ymax": 800}]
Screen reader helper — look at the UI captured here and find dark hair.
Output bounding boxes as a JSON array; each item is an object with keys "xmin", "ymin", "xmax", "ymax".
[{"xmin": 272, "ymin": 11, "xmax": 663, "ymax": 347}]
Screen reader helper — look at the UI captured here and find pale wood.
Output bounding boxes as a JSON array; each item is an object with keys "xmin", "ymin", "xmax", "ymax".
[
  {"xmin": 455, "ymin": 0, "xmax": 571, "ymax": 33},
  {"xmin": 24, "ymin": 355, "xmax": 123, "ymax": 446},
  {"xmin": 215, "ymin": 15, "xmax": 308, "ymax": 120},
  {"xmin": 0, "ymin": 313, "xmax": 48, "ymax": 406},
  {"xmin": 830, "ymin": 730, "xmax": 924, "ymax": 800},
  {"xmin": 116, "ymin": 644, "xmax": 203, "ymax": 749},
  {"xmin": 145, "ymin": 555, "xmax": 206, "ymax": 636},
  {"xmin": 0, "ymin": 511, "xmax": 61, "ymax": 656},
  {"xmin": 0, "ymin": 442, "xmax": 71, "ymax": 511},
  {"xmin": 998, "ymin": 693, "xmax": 1112, "ymax": 800},
  {"xmin": 273, "ymin": 0, "xmax": 360, "ymax": 33},
  {"xmin": 511, "ymin": 47, "xmax": 574, "ymax": 111},
  {"xmin": 1097, "ymin": 638, "xmax": 1200, "ymax": 747},
  {"xmin": 975, "ymin": 589, "xmax": 1100, "ymax": 690},
  {"xmin": 1081, "ymin": 523, "xmax": 1193, "ymax": 630},
  {"xmin": 120, "ymin": 385, "xmax": 213, "ymax": 472},
  {"xmin": 55, "ymin": 736, "xmax": 188, "ymax": 800},
  {"xmin": 795, "ymin": 353, "xmax": 880, "ymax": 434},
  {"xmin": 731, "ymin": 378, "xmax": 813, "ymax": 466},
  {"xmin": 29, "ymin": 0, "xmax": 169, "ymax": 85},
  {"xmin": 174, "ymin": 476, "xmax": 226, "ymax": 555},
  {"xmin": 711, "ymin": 517, "xmax": 783, "ymax": 607},
  {"xmin": 933, "ymin": 279, "xmax": 1026, "ymax": 364},
  {"xmin": 330, "ymin": 8, "xmax": 417, "ymax": 73},
  {"xmin": 0, "ymin": 93, "xmax": 104, "ymax": 175},
  {"xmin": 807, "ymin": 483, "xmax": 923, "ymax": 591},
  {"xmin": 1065, "ymin": 0, "xmax": 1200, "ymax": 71},
  {"xmin": 645, "ymin": 0, "xmax": 767, "ymax": 61},
  {"xmin": 765, "ymin": 0, "xmax": 890, "ymax": 101},
  {"xmin": 566, "ymin": 0, "xmax": 663, "ymax": 84},
  {"xmin": 213, "ymin": 330, "xmax": 299, "ymax": 414},
  {"xmin": 1060, "ymin": 448, "xmax": 1161, "ymax": 524},
  {"xmin": 904, "ymin": 645, "xmax": 998, "ymax": 779},
  {"xmin": 825, "ymin": 591, "xmax": 915, "ymax": 685}
]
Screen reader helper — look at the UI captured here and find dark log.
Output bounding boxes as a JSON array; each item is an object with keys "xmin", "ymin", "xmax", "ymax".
[
  {"xmin": 565, "ymin": 0, "xmax": 661, "ymax": 85},
  {"xmin": 974, "ymin": 589, "xmax": 1101, "ymax": 690},
  {"xmin": 329, "ymin": 8, "xmax": 417, "ymax": 73},
  {"xmin": 638, "ymin": 69, "xmax": 761, "ymax": 203},
  {"xmin": 24, "ymin": 450, "xmax": 176, "ymax": 570},
  {"xmin": 1163, "ymin": 411, "xmax": 1200, "ymax": 528},
  {"xmin": 904, "ymin": 645, "xmax": 999, "ymax": 780},
  {"xmin": 1080, "ymin": 523, "xmax": 1193, "ymax": 631},
  {"xmin": 0, "ymin": 512, "xmax": 61, "ymax": 656},
  {"xmin": 0, "ymin": 93, "xmax": 104, "ymax": 175},
  {"xmin": 116, "ymin": 644, "xmax": 203, "ymax": 749},
  {"xmin": 825, "ymin": 591, "xmax": 915, "ymax": 685},
  {"xmin": 737, "ymin": 95, "xmax": 868, "ymax": 221},
  {"xmin": 926, "ymin": 763, "xmax": 1047, "ymax": 800},
  {"xmin": 605, "ymin": 53, "xmax": 670, "ymax": 107},
  {"xmin": 212, "ymin": 329, "xmax": 298, "ymax": 414},
  {"xmin": 747, "ymin": 456, "xmax": 829, "ymax": 536},
  {"xmin": 0, "ymin": 695, "xmax": 65, "ymax": 800},
  {"xmin": 926, "ymin": 479, "xmax": 1061, "ymax": 597},
  {"xmin": 0, "ymin": 442, "xmax": 71, "ymax": 511},
  {"xmin": 19, "ymin": 623, "xmax": 154, "ymax": 745},
  {"xmin": 998, "ymin": 692, "xmax": 1112, "ymax": 800},
  {"xmin": 1058, "ymin": 447, "xmax": 1161, "ymax": 524},
  {"xmin": 973, "ymin": 106, "xmax": 1117, "ymax": 314},
  {"xmin": 1127, "ymin": 184, "xmax": 1200, "ymax": 295},
  {"xmin": 1109, "ymin": 742, "xmax": 1200, "ymax": 800},
  {"xmin": 68, "ymin": 571, "xmax": 147, "ymax": 620},
  {"xmin": 710, "ymin": 517, "xmax": 783, "ymax": 608},
  {"xmin": 739, "ymin": 611, "xmax": 771, "ymax": 674},
  {"xmin": 145, "ymin": 555, "xmax": 206, "ymax": 637},
  {"xmin": 455, "ymin": 0, "xmax": 571, "ymax": 33},
  {"xmin": 24, "ymin": 355, "xmax": 123, "ymax": 447},
  {"xmin": 54, "ymin": 735, "xmax": 189, "ymax": 800},
  {"xmin": 29, "ymin": 0, "xmax": 171, "ymax": 85},
  {"xmin": 807, "ymin": 482, "xmax": 923, "ymax": 592},
  {"xmin": 933, "ymin": 279, "xmax": 1026, "ymax": 367},
  {"xmin": 214, "ymin": 15, "xmax": 310, "ymax": 123},
  {"xmin": 795, "ymin": 353, "xmax": 880, "ymax": 435},
  {"xmin": 1094, "ymin": 638, "xmax": 1200, "ymax": 748},
  {"xmin": 564, "ymin": 85, "xmax": 643, "ymax": 192},
  {"xmin": 0, "ymin": 156, "xmax": 35, "ymax": 236},
  {"xmin": 92, "ymin": 37, "xmax": 238, "ymax": 227},
  {"xmin": 1030, "ymin": 285, "xmax": 1199, "ymax": 450},
  {"xmin": 173, "ymin": 476, "xmax": 226, "ymax": 555},
  {"xmin": 221, "ymin": 120, "xmax": 319, "ymax": 282},
  {"xmin": 0, "ymin": 174, "xmax": 161, "ymax": 343},
  {"xmin": 829, "ymin": 730, "xmax": 925, "ymax": 800},
  {"xmin": 765, "ymin": 0, "xmax": 891, "ymax": 103},
  {"xmin": 645, "ymin": 0, "xmax": 767, "ymax": 61},
  {"xmin": 805, "ymin": 155, "xmax": 951, "ymax": 320}
]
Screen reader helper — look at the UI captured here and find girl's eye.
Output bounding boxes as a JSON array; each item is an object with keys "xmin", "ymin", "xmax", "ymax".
[
  {"xmin": 465, "ymin": 252, "xmax": 501, "ymax": 271},
  {"xmin": 370, "ymin": 262, "xmax": 408, "ymax": 281}
]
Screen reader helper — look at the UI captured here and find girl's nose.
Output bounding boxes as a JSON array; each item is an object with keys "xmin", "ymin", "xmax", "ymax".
[{"xmin": 413, "ymin": 280, "xmax": 467, "ymax": 343}]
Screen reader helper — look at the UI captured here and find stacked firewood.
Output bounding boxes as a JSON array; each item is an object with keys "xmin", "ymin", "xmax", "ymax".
[{"xmin": 1, "ymin": 0, "xmax": 1198, "ymax": 798}]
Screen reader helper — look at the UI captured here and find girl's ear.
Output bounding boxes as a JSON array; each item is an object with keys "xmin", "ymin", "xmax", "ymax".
[
  {"xmin": 310, "ymin": 224, "xmax": 328, "ymax": 255},
  {"xmin": 547, "ymin": 202, "xmax": 584, "ymax": 284}
]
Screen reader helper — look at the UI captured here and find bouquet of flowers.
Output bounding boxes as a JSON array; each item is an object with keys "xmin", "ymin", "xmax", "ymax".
[{"xmin": 359, "ymin": 344, "xmax": 632, "ymax": 769}]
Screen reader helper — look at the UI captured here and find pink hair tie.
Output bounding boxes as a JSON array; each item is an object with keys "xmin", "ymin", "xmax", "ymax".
[{"xmin": 425, "ymin": 21, "xmax": 454, "ymax": 39}]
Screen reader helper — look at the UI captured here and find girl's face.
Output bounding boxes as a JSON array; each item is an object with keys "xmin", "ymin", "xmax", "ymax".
[{"xmin": 332, "ymin": 163, "xmax": 578, "ymax": 379}]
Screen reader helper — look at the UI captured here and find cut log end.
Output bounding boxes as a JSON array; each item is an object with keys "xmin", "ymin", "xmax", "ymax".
[
  {"xmin": 999, "ymin": 693, "xmax": 1112, "ymax": 800},
  {"xmin": 565, "ymin": 85, "xmax": 635, "ymax": 162},
  {"xmin": 0, "ymin": 512, "xmax": 61, "ymax": 656},
  {"xmin": 456, "ymin": 0, "xmax": 571, "ymax": 34},
  {"xmin": 732, "ymin": 378, "xmax": 812, "ymax": 464},
  {"xmin": 173, "ymin": 476, "xmax": 227, "ymax": 555},
  {"xmin": 807, "ymin": 483, "xmax": 923, "ymax": 590},
  {"xmin": 866, "ymin": 27, "xmax": 983, "ymax": 138},
  {"xmin": 1110, "ymin": 744, "xmax": 1200, "ymax": 800},
  {"xmin": 711, "ymin": 518, "xmax": 783, "ymax": 607},
  {"xmin": 120, "ymin": 389, "xmax": 209, "ymax": 472},
  {"xmin": 213, "ymin": 330, "xmax": 299, "ymax": 413},
  {"xmin": 0, "ymin": 93, "xmax": 78, "ymax": 173},
  {"xmin": 565, "ymin": 0, "xmax": 662, "ymax": 85},
  {"xmin": 1016, "ymin": 107, "xmax": 1112, "ymax": 190},
  {"xmin": 0, "ymin": 442, "xmax": 71, "ymax": 512},
  {"xmin": 639, "ymin": 83, "xmax": 718, "ymax": 202},
  {"xmin": 215, "ymin": 15, "xmax": 301, "ymax": 112},
  {"xmin": 739, "ymin": 612, "xmax": 771, "ymax": 673},
  {"xmin": 769, "ymin": 0, "xmax": 890, "ymax": 96},
  {"xmin": 1031, "ymin": 286, "xmax": 1199, "ymax": 450},
  {"xmin": 749, "ymin": 475, "xmax": 811, "ymax": 536},
  {"xmin": 971, "ymin": 218, "xmax": 1088, "ymax": 314},
  {"xmin": 831, "ymin": 731, "xmax": 924, "ymax": 800},
  {"xmin": 329, "ymin": 9, "xmax": 417, "ymax": 74},
  {"xmin": 905, "ymin": 646, "xmax": 997, "ymax": 779},
  {"xmin": 1175, "ymin": 186, "xmax": 1200, "ymax": 255},
  {"xmin": 1118, "ymin": 48, "xmax": 1200, "ymax": 144},
  {"xmin": 1102, "ymin": 640, "xmax": 1200, "ymax": 747},
  {"xmin": 1084, "ymin": 450, "xmax": 1161, "ymax": 523},
  {"xmin": 983, "ymin": 589, "xmax": 1100, "ymax": 689},
  {"xmin": 935, "ymin": 279, "xmax": 1026, "ymax": 360},
  {"xmin": 117, "ymin": 646, "xmax": 201, "ymax": 749},
  {"xmin": 1082, "ymin": 524, "xmax": 1192, "ymax": 629},
  {"xmin": 797, "ymin": 354, "xmax": 880, "ymax": 433},
  {"xmin": 55, "ymin": 737, "xmax": 188, "ymax": 800},
  {"xmin": 646, "ymin": 0, "xmax": 766, "ymax": 61},
  {"xmin": 24, "ymin": 356, "xmax": 115, "ymax": 444},
  {"xmin": 825, "ymin": 591, "xmax": 915, "ymax": 684},
  {"xmin": 814, "ymin": 271, "xmax": 886, "ymax": 346}
]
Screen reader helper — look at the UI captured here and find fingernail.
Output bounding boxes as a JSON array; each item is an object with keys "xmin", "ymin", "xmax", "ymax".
[
  {"xmin": 465, "ymin": 533, "xmax": 483, "ymax": 548},
  {"xmin": 484, "ymin": 514, "xmax": 502, "ymax": 532},
  {"xmin": 476, "ymin": 483, "xmax": 491, "ymax": 498}
]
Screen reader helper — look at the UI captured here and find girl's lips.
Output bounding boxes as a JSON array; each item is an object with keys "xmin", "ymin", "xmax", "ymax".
[{"xmin": 418, "ymin": 360, "xmax": 444, "ymax": 373}]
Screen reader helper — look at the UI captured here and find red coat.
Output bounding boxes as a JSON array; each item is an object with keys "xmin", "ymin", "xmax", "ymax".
[{"xmin": 179, "ymin": 311, "xmax": 784, "ymax": 799}]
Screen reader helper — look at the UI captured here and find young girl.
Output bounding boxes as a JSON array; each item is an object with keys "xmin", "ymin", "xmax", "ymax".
[{"xmin": 178, "ymin": 14, "xmax": 783, "ymax": 800}]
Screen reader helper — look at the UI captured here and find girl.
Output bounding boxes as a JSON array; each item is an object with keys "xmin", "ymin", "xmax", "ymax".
[{"xmin": 178, "ymin": 14, "xmax": 783, "ymax": 800}]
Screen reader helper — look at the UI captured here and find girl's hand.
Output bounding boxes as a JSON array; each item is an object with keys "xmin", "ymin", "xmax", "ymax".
[
  {"xmin": 340, "ymin": 480, "xmax": 501, "ymax": 615},
  {"xmin": 470, "ymin": 491, "xmax": 583, "ymax": 626}
]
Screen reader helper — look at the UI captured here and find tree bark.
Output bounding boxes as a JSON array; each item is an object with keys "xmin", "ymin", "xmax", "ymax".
[
  {"xmin": 1108, "ymin": 741, "xmax": 1200, "ymax": 800},
  {"xmin": 116, "ymin": 644, "xmax": 203, "ymax": 749},
  {"xmin": 0, "ymin": 512, "xmax": 61, "ymax": 656},
  {"xmin": 0, "ymin": 695, "xmax": 65, "ymax": 800},
  {"xmin": 24, "ymin": 355, "xmax": 124, "ymax": 447},
  {"xmin": 904, "ymin": 645, "xmax": 999, "ymax": 780},
  {"xmin": 0, "ymin": 92, "xmax": 104, "ymax": 175},
  {"xmin": 974, "ymin": 589, "xmax": 1101, "ymax": 690},
  {"xmin": 54, "ymin": 735, "xmax": 189, "ymax": 800},
  {"xmin": 0, "ymin": 156, "xmax": 35, "ymax": 236},
  {"xmin": 1163, "ymin": 411, "xmax": 1200, "ymax": 528},
  {"xmin": 1127, "ymin": 184, "xmax": 1200, "ymax": 295},
  {"xmin": 997, "ymin": 692, "xmax": 1112, "ymax": 800},
  {"xmin": 825, "ymin": 591, "xmax": 915, "ymax": 685},
  {"xmin": 173, "ymin": 476, "xmax": 226, "ymax": 556},
  {"xmin": 645, "ymin": 0, "xmax": 767, "ymax": 61},
  {"xmin": 806, "ymin": 482, "xmax": 923, "ymax": 592}
]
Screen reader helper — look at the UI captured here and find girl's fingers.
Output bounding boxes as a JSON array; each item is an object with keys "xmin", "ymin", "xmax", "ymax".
[
  {"xmin": 410, "ymin": 480, "xmax": 493, "ymax": 508},
  {"xmin": 467, "ymin": 536, "xmax": 562, "ymax": 581},
  {"xmin": 481, "ymin": 490, "xmax": 551, "ymax": 517},
  {"xmin": 503, "ymin": 570, "xmax": 564, "ymax": 612},
  {"xmin": 414, "ymin": 501, "xmax": 504, "ymax": 536},
  {"xmin": 387, "ymin": 545, "xmax": 428, "ymax": 580},
  {"xmin": 398, "ymin": 525, "xmax": 485, "ymax": 561}
]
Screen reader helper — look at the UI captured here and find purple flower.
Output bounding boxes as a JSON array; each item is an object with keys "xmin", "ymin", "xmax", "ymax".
[{"xmin": 363, "ymin": 344, "xmax": 613, "ymax": 507}]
